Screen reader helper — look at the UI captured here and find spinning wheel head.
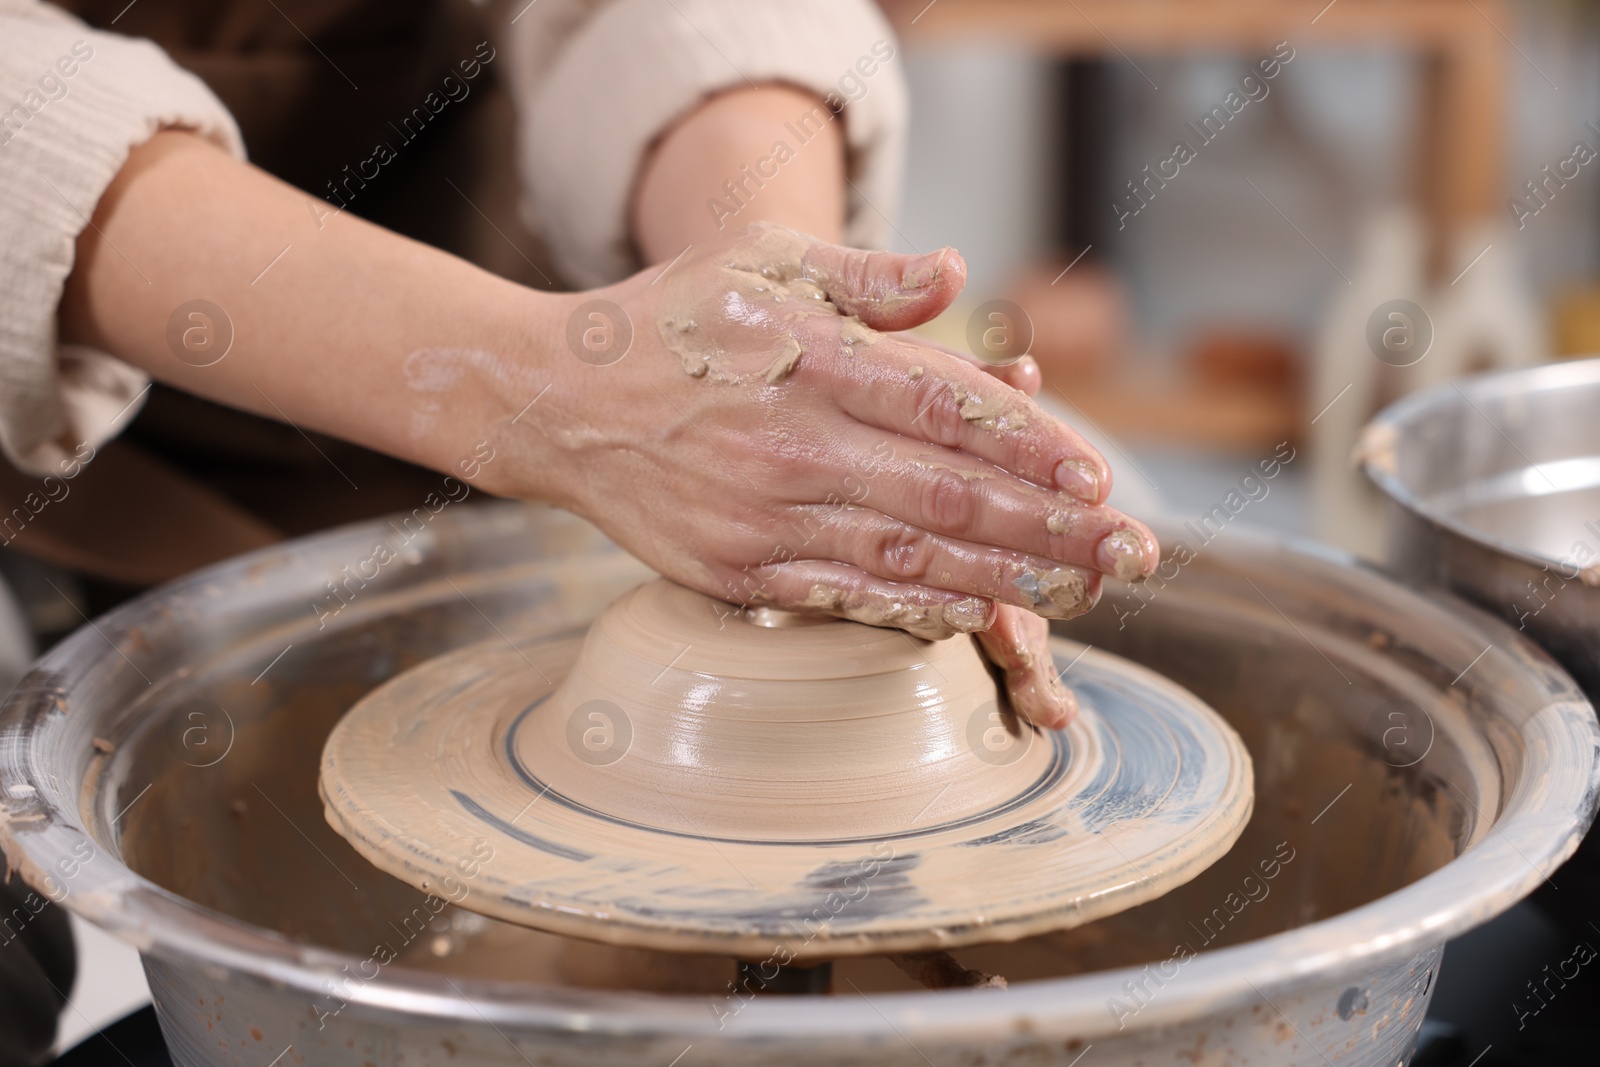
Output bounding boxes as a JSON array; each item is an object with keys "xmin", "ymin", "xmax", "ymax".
[{"xmin": 320, "ymin": 579, "xmax": 1253, "ymax": 958}]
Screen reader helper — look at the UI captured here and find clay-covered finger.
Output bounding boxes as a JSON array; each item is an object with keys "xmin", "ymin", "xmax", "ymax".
[
  {"xmin": 792, "ymin": 504, "xmax": 1103, "ymax": 620},
  {"xmin": 740, "ymin": 559, "xmax": 994, "ymax": 641},
  {"xmin": 801, "ymin": 243, "xmax": 968, "ymax": 332},
  {"xmin": 974, "ymin": 606, "xmax": 1076, "ymax": 729},
  {"xmin": 832, "ymin": 335, "xmax": 1113, "ymax": 504},
  {"xmin": 827, "ymin": 430, "xmax": 1158, "ymax": 581},
  {"xmin": 892, "ymin": 331, "xmax": 1042, "ymax": 398}
]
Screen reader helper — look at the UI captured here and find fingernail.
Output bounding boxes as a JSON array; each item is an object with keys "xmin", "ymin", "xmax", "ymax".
[
  {"xmin": 942, "ymin": 596, "xmax": 994, "ymax": 633},
  {"xmin": 1055, "ymin": 459, "xmax": 1100, "ymax": 503},
  {"xmin": 1097, "ymin": 527, "xmax": 1154, "ymax": 582},
  {"xmin": 901, "ymin": 249, "xmax": 949, "ymax": 291}
]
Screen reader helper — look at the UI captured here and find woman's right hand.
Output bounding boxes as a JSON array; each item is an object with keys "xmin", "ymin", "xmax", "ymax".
[{"xmin": 485, "ymin": 224, "xmax": 1158, "ymax": 720}]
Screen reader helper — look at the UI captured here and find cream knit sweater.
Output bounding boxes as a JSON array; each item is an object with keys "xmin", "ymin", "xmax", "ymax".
[{"xmin": 0, "ymin": 0, "xmax": 907, "ymax": 476}]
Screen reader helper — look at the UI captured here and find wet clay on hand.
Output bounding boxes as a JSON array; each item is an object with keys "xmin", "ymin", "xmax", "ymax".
[
  {"xmin": 519, "ymin": 223, "xmax": 1162, "ymax": 730},
  {"xmin": 656, "ymin": 225, "xmax": 881, "ymax": 385}
]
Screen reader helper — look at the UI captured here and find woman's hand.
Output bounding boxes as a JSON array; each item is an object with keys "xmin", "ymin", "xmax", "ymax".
[
  {"xmin": 500, "ymin": 223, "xmax": 1157, "ymax": 726},
  {"xmin": 57, "ymin": 133, "xmax": 1149, "ymax": 729}
]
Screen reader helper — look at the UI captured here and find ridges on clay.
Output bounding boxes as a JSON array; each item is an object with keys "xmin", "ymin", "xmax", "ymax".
[{"xmin": 317, "ymin": 576, "xmax": 1254, "ymax": 960}]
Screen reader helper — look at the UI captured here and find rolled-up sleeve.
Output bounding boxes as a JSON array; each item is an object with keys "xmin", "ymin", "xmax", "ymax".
[
  {"xmin": 505, "ymin": 0, "xmax": 908, "ymax": 289},
  {"xmin": 0, "ymin": 0, "xmax": 243, "ymax": 476}
]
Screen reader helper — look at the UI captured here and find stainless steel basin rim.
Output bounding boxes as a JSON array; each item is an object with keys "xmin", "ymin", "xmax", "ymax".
[
  {"xmin": 1, "ymin": 504, "xmax": 1595, "ymax": 1048},
  {"xmin": 1361, "ymin": 357, "xmax": 1600, "ymax": 571}
]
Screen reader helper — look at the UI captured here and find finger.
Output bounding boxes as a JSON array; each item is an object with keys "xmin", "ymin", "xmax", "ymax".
[
  {"xmin": 974, "ymin": 606, "xmax": 1076, "ymax": 729},
  {"xmin": 791, "ymin": 503, "xmax": 1102, "ymax": 620},
  {"xmin": 831, "ymin": 334, "xmax": 1111, "ymax": 504},
  {"xmin": 739, "ymin": 559, "xmax": 994, "ymax": 641},
  {"xmin": 825, "ymin": 428, "xmax": 1159, "ymax": 581},
  {"xmin": 892, "ymin": 332, "xmax": 1042, "ymax": 398},
  {"xmin": 802, "ymin": 244, "xmax": 968, "ymax": 332}
]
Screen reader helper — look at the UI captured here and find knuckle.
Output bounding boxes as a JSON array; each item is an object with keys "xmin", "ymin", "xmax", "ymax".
[
  {"xmin": 920, "ymin": 471, "xmax": 976, "ymax": 534},
  {"xmin": 840, "ymin": 250, "xmax": 876, "ymax": 300},
  {"xmin": 871, "ymin": 525, "xmax": 934, "ymax": 581},
  {"xmin": 909, "ymin": 379, "xmax": 965, "ymax": 446}
]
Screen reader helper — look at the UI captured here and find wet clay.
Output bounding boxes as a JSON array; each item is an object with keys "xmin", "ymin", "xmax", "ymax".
[
  {"xmin": 951, "ymin": 383, "xmax": 1029, "ymax": 433},
  {"xmin": 799, "ymin": 582, "xmax": 990, "ymax": 640},
  {"xmin": 840, "ymin": 316, "xmax": 879, "ymax": 349},
  {"xmin": 913, "ymin": 454, "xmax": 996, "ymax": 482},
  {"xmin": 1100, "ymin": 527, "xmax": 1153, "ymax": 582},
  {"xmin": 763, "ymin": 336, "xmax": 804, "ymax": 383},
  {"xmin": 319, "ymin": 578, "xmax": 1254, "ymax": 960},
  {"xmin": 657, "ymin": 226, "xmax": 833, "ymax": 385},
  {"xmin": 1012, "ymin": 567, "xmax": 1090, "ymax": 618}
]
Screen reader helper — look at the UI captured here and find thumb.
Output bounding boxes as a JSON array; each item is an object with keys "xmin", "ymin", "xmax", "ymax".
[
  {"xmin": 803, "ymin": 244, "xmax": 967, "ymax": 332},
  {"xmin": 974, "ymin": 605, "xmax": 1076, "ymax": 730}
]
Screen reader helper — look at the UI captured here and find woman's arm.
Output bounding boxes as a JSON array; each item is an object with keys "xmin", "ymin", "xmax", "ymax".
[
  {"xmin": 60, "ymin": 129, "xmax": 1156, "ymax": 728},
  {"xmin": 633, "ymin": 85, "xmax": 848, "ymax": 257},
  {"xmin": 58, "ymin": 130, "xmax": 553, "ymax": 490}
]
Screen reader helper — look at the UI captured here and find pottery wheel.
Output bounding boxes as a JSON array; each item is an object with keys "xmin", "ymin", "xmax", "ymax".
[{"xmin": 320, "ymin": 579, "xmax": 1253, "ymax": 959}]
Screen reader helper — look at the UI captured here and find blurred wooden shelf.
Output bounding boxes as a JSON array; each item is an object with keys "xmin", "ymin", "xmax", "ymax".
[
  {"xmin": 896, "ymin": 0, "xmax": 1506, "ymax": 282},
  {"xmin": 1050, "ymin": 372, "xmax": 1302, "ymax": 452}
]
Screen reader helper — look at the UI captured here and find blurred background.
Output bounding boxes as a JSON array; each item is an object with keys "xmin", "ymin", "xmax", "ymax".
[
  {"xmin": 875, "ymin": 7, "xmax": 1600, "ymax": 1058},
  {"xmin": 12, "ymin": 1, "xmax": 1600, "ymax": 1064},
  {"xmin": 884, "ymin": 0, "xmax": 1596, "ymax": 562}
]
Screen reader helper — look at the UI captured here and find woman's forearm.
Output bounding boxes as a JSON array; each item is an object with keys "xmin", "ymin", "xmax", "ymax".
[
  {"xmin": 58, "ymin": 130, "xmax": 559, "ymax": 494},
  {"xmin": 632, "ymin": 86, "xmax": 846, "ymax": 263}
]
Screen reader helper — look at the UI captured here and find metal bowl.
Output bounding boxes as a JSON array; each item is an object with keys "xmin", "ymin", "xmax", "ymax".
[
  {"xmin": 1360, "ymin": 357, "xmax": 1600, "ymax": 698},
  {"xmin": 2, "ymin": 502, "xmax": 1595, "ymax": 1066}
]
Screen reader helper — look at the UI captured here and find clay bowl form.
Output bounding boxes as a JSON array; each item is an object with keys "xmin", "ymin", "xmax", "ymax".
[
  {"xmin": 319, "ymin": 578, "xmax": 1253, "ymax": 959},
  {"xmin": 2, "ymin": 503, "xmax": 1596, "ymax": 1066}
]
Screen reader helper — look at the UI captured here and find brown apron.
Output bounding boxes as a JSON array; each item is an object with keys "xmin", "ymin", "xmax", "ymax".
[{"xmin": 5, "ymin": 0, "xmax": 558, "ymax": 587}]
